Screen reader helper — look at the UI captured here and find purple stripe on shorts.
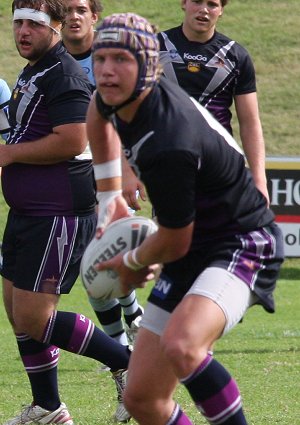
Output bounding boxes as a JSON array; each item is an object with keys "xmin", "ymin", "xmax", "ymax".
[
  {"xmin": 34, "ymin": 216, "xmax": 78, "ymax": 294},
  {"xmin": 228, "ymin": 227, "xmax": 275, "ymax": 289}
]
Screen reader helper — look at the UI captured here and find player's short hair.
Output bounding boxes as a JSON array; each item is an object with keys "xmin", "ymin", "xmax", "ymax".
[
  {"xmin": 88, "ymin": 0, "xmax": 103, "ymax": 15},
  {"xmin": 12, "ymin": 0, "xmax": 67, "ymax": 24},
  {"xmin": 221, "ymin": 0, "xmax": 229, "ymax": 6}
]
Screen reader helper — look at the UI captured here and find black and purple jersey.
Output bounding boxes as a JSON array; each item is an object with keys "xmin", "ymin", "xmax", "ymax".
[
  {"xmin": 112, "ymin": 77, "xmax": 282, "ymax": 312},
  {"xmin": 1, "ymin": 42, "xmax": 96, "ymax": 217},
  {"xmin": 115, "ymin": 77, "xmax": 273, "ymax": 246},
  {"xmin": 158, "ymin": 27, "xmax": 256, "ymax": 134}
]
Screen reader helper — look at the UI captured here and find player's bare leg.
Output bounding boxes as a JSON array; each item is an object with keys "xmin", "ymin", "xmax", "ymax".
[
  {"xmin": 125, "ymin": 295, "xmax": 248, "ymax": 424},
  {"xmin": 124, "ymin": 328, "xmax": 178, "ymax": 425}
]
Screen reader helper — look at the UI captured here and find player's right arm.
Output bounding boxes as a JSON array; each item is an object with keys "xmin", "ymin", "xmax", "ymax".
[
  {"xmin": 86, "ymin": 92, "xmax": 130, "ymax": 235},
  {"xmin": 98, "ymin": 222, "xmax": 194, "ymax": 294},
  {"xmin": 121, "ymin": 153, "xmax": 146, "ymax": 211}
]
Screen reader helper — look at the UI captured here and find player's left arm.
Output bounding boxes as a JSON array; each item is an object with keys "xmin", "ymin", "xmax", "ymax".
[
  {"xmin": 0, "ymin": 122, "xmax": 87, "ymax": 165},
  {"xmin": 234, "ymin": 92, "xmax": 270, "ymax": 205}
]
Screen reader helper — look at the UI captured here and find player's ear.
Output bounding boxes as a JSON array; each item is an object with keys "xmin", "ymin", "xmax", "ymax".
[
  {"xmin": 92, "ymin": 12, "xmax": 98, "ymax": 26},
  {"xmin": 181, "ymin": 0, "xmax": 187, "ymax": 11}
]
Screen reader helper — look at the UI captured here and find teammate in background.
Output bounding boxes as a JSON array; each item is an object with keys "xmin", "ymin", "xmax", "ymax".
[
  {"xmin": 61, "ymin": 0, "xmax": 100, "ymax": 86},
  {"xmin": 86, "ymin": 12, "xmax": 284, "ymax": 425},
  {"xmin": 159, "ymin": 0, "xmax": 269, "ymax": 203},
  {"xmin": 0, "ymin": 1, "xmax": 131, "ymax": 424},
  {"xmin": 0, "ymin": 78, "xmax": 11, "ymax": 141},
  {"xmin": 122, "ymin": 0, "xmax": 269, "ymax": 211},
  {"xmin": 61, "ymin": 0, "xmax": 144, "ymax": 369}
]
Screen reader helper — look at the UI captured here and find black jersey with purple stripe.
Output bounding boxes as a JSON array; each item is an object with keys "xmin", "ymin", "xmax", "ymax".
[
  {"xmin": 1, "ymin": 42, "xmax": 96, "ymax": 217},
  {"xmin": 158, "ymin": 27, "xmax": 256, "ymax": 134},
  {"xmin": 115, "ymin": 77, "xmax": 273, "ymax": 247},
  {"xmin": 114, "ymin": 78, "xmax": 281, "ymax": 312}
]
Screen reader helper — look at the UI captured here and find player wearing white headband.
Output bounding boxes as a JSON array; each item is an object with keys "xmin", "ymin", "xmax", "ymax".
[
  {"xmin": 1, "ymin": 1, "xmax": 132, "ymax": 424},
  {"xmin": 12, "ymin": 0, "xmax": 65, "ymax": 52},
  {"xmin": 13, "ymin": 7, "xmax": 60, "ymax": 34}
]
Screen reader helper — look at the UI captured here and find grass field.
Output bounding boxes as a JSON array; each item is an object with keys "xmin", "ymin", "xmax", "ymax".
[
  {"xmin": 0, "ymin": 0, "xmax": 300, "ymax": 424},
  {"xmin": 1, "ymin": 0, "xmax": 300, "ymax": 154},
  {"xmin": 0, "ymin": 259, "xmax": 300, "ymax": 424}
]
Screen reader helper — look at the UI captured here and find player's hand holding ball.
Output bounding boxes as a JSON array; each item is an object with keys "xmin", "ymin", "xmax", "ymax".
[{"xmin": 81, "ymin": 216, "xmax": 158, "ymax": 300}]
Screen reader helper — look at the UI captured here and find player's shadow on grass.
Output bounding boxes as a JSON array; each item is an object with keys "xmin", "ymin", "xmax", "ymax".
[{"xmin": 279, "ymin": 267, "xmax": 299, "ymax": 280}]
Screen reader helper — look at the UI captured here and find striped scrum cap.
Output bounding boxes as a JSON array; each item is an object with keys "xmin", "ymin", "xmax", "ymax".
[{"xmin": 93, "ymin": 13, "xmax": 160, "ymax": 95}]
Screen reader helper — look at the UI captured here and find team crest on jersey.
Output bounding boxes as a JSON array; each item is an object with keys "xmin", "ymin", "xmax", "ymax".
[
  {"xmin": 169, "ymin": 48, "xmax": 180, "ymax": 60},
  {"xmin": 187, "ymin": 62, "xmax": 201, "ymax": 73}
]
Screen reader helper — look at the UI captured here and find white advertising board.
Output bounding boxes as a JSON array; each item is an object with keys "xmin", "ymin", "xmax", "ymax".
[{"xmin": 266, "ymin": 156, "xmax": 300, "ymax": 257}]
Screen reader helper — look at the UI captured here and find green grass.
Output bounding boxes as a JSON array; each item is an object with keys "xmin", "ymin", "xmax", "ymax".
[
  {"xmin": 0, "ymin": 186, "xmax": 299, "ymax": 424},
  {"xmin": 1, "ymin": 1, "xmax": 300, "ymax": 423},
  {"xmin": 1, "ymin": 262, "xmax": 300, "ymax": 424},
  {"xmin": 1, "ymin": 0, "xmax": 300, "ymax": 154},
  {"xmin": 0, "ymin": 185, "xmax": 298, "ymax": 424}
]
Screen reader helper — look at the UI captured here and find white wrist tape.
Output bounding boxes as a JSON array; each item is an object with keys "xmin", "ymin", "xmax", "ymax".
[
  {"xmin": 93, "ymin": 159, "xmax": 122, "ymax": 180},
  {"xmin": 96, "ymin": 190, "xmax": 122, "ymax": 205},
  {"xmin": 96, "ymin": 190, "xmax": 122, "ymax": 229},
  {"xmin": 131, "ymin": 247, "xmax": 144, "ymax": 268},
  {"xmin": 123, "ymin": 248, "xmax": 145, "ymax": 271}
]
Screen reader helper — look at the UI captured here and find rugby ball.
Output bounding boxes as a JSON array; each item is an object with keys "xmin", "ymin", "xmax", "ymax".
[{"xmin": 80, "ymin": 216, "xmax": 158, "ymax": 300}]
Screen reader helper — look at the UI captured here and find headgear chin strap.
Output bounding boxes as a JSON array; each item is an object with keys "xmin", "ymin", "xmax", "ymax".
[
  {"xmin": 92, "ymin": 12, "xmax": 161, "ymax": 118},
  {"xmin": 13, "ymin": 8, "xmax": 60, "ymax": 35}
]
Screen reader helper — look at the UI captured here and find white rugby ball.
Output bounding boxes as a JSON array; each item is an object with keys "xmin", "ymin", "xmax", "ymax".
[{"xmin": 80, "ymin": 216, "xmax": 158, "ymax": 300}]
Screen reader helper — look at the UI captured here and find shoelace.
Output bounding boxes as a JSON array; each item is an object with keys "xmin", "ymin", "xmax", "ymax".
[{"xmin": 20, "ymin": 405, "xmax": 35, "ymax": 421}]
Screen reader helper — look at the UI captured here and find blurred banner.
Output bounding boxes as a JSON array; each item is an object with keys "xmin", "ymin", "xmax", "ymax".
[{"xmin": 266, "ymin": 157, "xmax": 300, "ymax": 257}]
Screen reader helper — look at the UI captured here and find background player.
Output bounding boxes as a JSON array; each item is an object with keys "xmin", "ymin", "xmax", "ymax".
[
  {"xmin": 0, "ymin": 2, "xmax": 131, "ymax": 424},
  {"xmin": 122, "ymin": 0, "xmax": 269, "ymax": 211}
]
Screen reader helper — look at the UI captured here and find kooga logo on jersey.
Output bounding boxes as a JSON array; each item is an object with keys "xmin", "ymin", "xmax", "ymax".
[{"xmin": 184, "ymin": 52, "xmax": 208, "ymax": 62}]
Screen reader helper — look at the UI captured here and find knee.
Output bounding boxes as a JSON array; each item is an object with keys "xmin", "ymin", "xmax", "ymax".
[
  {"xmin": 124, "ymin": 387, "xmax": 147, "ymax": 419},
  {"xmin": 160, "ymin": 335, "xmax": 206, "ymax": 375},
  {"xmin": 13, "ymin": 313, "xmax": 45, "ymax": 340},
  {"xmin": 124, "ymin": 389, "xmax": 168, "ymax": 422},
  {"xmin": 14, "ymin": 313, "xmax": 33, "ymax": 334}
]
